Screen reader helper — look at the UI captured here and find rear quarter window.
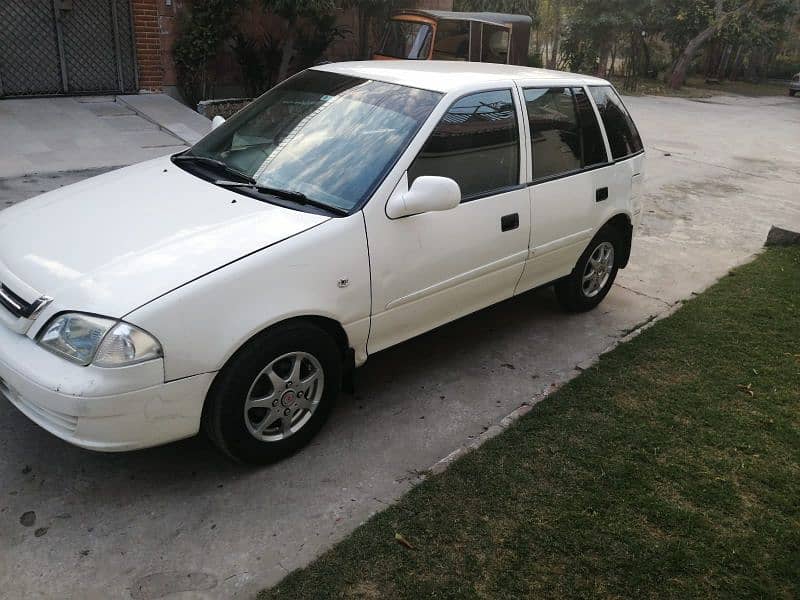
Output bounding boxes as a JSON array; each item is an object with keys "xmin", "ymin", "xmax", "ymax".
[{"xmin": 589, "ymin": 86, "xmax": 643, "ymax": 160}]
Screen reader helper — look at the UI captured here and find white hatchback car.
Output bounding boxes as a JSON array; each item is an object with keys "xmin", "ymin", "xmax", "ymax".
[{"xmin": 0, "ymin": 62, "xmax": 644, "ymax": 463}]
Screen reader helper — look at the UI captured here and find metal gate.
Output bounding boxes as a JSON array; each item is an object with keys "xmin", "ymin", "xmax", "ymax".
[{"xmin": 0, "ymin": 0, "xmax": 137, "ymax": 97}]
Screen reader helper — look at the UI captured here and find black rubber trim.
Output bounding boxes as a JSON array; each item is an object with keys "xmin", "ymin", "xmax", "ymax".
[
  {"xmin": 525, "ymin": 150, "xmax": 645, "ymax": 188},
  {"xmin": 526, "ymin": 161, "xmax": 612, "ymax": 187},
  {"xmin": 460, "ymin": 183, "xmax": 527, "ymax": 203}
]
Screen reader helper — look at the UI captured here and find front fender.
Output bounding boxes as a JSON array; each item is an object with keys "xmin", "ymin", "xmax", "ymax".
[{"xmin": 126, "ymin": 213, "xmax": 371, "ymax": 381}]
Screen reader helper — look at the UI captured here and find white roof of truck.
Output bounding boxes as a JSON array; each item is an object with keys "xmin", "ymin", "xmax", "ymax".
[{"xmin": 313, "ymin": 61, "xmax": 609, "ymax": 94}]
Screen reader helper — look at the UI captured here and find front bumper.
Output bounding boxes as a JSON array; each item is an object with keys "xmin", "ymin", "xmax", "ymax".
[{"xmin": 0, "ymin": 323, "xmax": 214, "ymax": 451}]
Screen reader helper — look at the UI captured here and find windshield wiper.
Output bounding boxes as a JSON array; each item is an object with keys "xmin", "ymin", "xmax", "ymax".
[
  {"xmin": 173, "ymin": 154, "xmax": 255, "ymax": 184},
  {"xmin": 213, "ymin": 180, "xmax": 348, "ymax": 216}
]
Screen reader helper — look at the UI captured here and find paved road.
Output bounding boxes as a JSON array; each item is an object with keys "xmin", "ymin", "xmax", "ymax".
[{"xmin": 1, "ymin": 94, "xmax": 799, "ymax": 599}]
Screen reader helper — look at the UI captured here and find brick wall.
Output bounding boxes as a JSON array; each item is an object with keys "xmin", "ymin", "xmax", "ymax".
[{"xmin": 131, "ymin": 0, "xmax": 164, "ymax": 91}]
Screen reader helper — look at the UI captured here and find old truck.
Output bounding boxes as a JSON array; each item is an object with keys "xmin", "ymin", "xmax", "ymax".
[{"xmin": 374, "ymin": 10, "xmax": 532, "ymax": 66}]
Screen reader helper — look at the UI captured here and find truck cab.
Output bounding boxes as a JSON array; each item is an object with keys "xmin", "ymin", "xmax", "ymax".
[{"xmin": 374, "ymin": 10, "xmax": 532, "ymax": 66}]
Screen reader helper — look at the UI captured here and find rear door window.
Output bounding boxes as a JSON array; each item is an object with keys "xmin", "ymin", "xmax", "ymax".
[
  {"xmin": 524, "ymin": 87, "xmax": 582, "ymax": 180},
  {"xmin": 409, "ymin": 89, "xmax": 520, "ymax": 199},
  {"xmin": 589, "ymin": 86, "xmax": 643, "ymax": 159}
]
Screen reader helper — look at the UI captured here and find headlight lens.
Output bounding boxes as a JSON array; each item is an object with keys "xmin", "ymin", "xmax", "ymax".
[
  {"xmin": 38, "ymin": 313, "xmax": 162, "ymax": 367},
  {"xmin": 94, "ymin": 322, "xmax": 163, "ymax": 367}
]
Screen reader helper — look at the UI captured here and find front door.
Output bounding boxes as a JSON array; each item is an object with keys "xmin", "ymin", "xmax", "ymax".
[{"xmin": 364, "ymin": 88, "xmax": 531, "ymax": 353}]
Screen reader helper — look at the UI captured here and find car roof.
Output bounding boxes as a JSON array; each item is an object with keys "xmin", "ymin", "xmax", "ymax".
[{"xmin": 313, "ymin": 61, "xmax": 610, "ymax": 94}]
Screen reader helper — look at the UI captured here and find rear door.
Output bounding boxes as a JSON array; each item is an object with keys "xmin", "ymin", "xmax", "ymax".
[{"xmin": 515, "ymin": 85, "xmax": 613, "ymax": 292}]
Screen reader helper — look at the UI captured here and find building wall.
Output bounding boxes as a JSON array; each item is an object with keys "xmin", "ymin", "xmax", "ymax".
[
  {"xmin": 131, "ymin": 0, "xmax": 163, "ymax": 91},
  {"xmin": 131, "ymin": 0, "xmax": 454, "ymax": 98}
]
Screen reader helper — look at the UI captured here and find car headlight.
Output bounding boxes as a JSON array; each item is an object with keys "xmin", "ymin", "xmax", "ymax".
[{"xmin": 37, "ymin": 313, "xmax": 162, "ymax": 367}]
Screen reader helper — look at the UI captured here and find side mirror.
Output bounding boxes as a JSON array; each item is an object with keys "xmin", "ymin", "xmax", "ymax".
[
  {"xmin": 386, "ymin": 176, "xmax": 461, "ymax": 219},
  {"xmin": 211, "ymin": 115, "xmax": 225, "ymax": 131}
]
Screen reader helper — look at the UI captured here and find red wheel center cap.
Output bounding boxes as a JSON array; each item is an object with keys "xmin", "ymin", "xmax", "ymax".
[{"xmin": 280, "ymin": 390, "xmax": 296, "ymax": 407}]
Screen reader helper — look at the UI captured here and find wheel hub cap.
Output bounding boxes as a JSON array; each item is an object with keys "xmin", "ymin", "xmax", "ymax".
[
  {"xmin": 243, "ymin": 351, "xmax": 324, "ymax": 442},
  {"xmin": 581, "ymin": 241, "xmax": 615, "ymax": 298},
  {"xmin": 280, "ymin": 390, "xmax": 297, "ymax": 408}
]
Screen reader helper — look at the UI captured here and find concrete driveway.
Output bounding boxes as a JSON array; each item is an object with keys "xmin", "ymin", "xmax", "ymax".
[
  {"xmin": 0, "ymin": 94, "xmax": 209, "ymax": 179},
  {"xmin": 1, "ymin": 94, "xmax": 799, "ymax": 599}
]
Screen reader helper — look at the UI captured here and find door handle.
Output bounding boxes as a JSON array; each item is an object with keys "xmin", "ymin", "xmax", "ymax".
[
  {"xmin": 596, "ymin": 187, "xmax": 609, "ymax": 202},
  {"xmin": 501, "ymin": 213, "xmax": 519, "ymax": 232}
]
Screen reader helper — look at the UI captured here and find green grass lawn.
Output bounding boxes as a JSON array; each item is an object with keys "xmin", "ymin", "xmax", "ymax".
[{"xmin": 261, "ymin": 247, "xmax": 800, "ymax": 600}]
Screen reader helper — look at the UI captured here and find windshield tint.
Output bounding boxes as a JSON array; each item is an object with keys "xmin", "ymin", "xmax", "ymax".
[
  {"xmin": 379, "ymin": 20, "xmax": 433, "ymax": 59},
  {"xmin": 187, "ymin": 70, "xmax": 442, "ymax": 212}
]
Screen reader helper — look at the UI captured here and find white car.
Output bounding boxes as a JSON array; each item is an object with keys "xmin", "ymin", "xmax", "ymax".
[{"xmin": 0, "ymin": 61, "xmax": 644, "ymax": 463}]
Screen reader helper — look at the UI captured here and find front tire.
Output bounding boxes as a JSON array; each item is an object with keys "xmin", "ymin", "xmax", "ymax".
[
  {"xmin": 203, "ymin": 322, "xmax": 342, "ymax": 464},
  {"xmin": 555, "ymin": 228, "xmax": 621, "ymax": 312}
]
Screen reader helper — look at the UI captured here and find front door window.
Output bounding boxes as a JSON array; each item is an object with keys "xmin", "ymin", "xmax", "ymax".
[{"xmin": 408, "ymin": 89, "xmax": 520, "ymax": 200}]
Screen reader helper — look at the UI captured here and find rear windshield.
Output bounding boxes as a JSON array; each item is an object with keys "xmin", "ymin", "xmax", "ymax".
[
  {"xmin": 379, "ymin": 20, "xmax": 432, "ymax": 59},
  {"xmin": 589, "ymin": 86, "xmax": 643, "ymax": 160}
]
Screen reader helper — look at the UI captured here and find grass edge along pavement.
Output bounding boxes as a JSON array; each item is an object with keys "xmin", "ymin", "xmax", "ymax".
[{"xmin": 261, "ymin": 246, "xmax": 800, "ymax": 600}]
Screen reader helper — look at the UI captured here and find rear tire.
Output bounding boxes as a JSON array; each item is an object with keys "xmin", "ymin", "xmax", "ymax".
[
  {"xmin": 555, "ymin": 228, "xmax": 621, "ymax": 313},
  {"xmin": 202, "ymin": 322, "xmax": 342, "ymax": 464},
  {"xmin": 790, "ymin": 89, "xmax": 797, "ymax": 97}
]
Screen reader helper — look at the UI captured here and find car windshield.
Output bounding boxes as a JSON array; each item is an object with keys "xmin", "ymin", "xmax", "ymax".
[
  {"xmin": 185, "ymin": 70, "xmax": 442, "ymax": 213},
  {"xmin": 379, "ymin": 20, "xmax": 433, "ymax": 59}
]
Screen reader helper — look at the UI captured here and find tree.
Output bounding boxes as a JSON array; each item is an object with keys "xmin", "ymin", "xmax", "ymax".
[
  {"xmin": 547, "ymin": 0, "xmax": 563, "ymax": 69},
  {"xmin": 709, "ymin": 0, "xmax": 798, "ymax": 81},
  {"xmin": 173, "ymin": 0, "xmax": 247, "ymax": 107},
  {"xmin": 260, "ymin": 0, "xmax": 336, "ymax": 82},
  {"xmin": 561, "ymin": 0, "xmax": 641, "ymax": 76},
  {"xmin": 345, "ymin": 0, "xmax": 396, "ymax": 59},
  {"xmin": 667, "ymin": 0, "xmax": 764, "ymax": 88}
]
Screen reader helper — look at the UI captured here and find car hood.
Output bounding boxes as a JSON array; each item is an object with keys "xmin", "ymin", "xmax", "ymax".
[{"xmin": 0, "ymin": 156, "xmax": 329, "ymax": 321}]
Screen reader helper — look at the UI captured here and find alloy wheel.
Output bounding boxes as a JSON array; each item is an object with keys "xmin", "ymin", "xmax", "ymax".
[
  {"xmin": 581, "ymin": 241, "xmax": 615, "ymax": 298},
  {"xmin": 243, "ymin": 351, "xmax": 324, "ymax": 442}
]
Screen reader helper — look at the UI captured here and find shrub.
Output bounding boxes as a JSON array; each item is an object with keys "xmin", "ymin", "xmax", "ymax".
[{"xmin": 173, "ymin": 0, "xmax": 247, "ymax": 107}]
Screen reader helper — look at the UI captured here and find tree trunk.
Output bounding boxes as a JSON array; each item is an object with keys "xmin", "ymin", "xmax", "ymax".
[
  {"xmin": 609, "ymin": 43, "xmax": 618, "ymax": 77},
  {"xmin": 716, "ymin": 44, "xmax": 732, "ymax": 80},
  {"xmin": 358, "ymin": 7, "xmax": 372, "ymax": 59},
  {"xmin": 277, "ymin": 24, "xmax": 296, "ymax": 83},
  {"xmin": 547, "ymin": 0, "xmax": 561, "ymax": 69},
  {"xmin": 597, "ymin": 40, "xmax": 611, "ymax": 77},
  {"xmin": 669, "ymin": 22, "xmax": 717, "ymax": 88},
  {"xmin": 730, "ymin": 44, "xmax": 744, "ymax": 79},
  {"xmin": 704, "ymin": 40, "xmax": 719, "ymax": 79},
  {"xmin": 668, "ymin": 0, "xmax": 760, "ymax": 89}
]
